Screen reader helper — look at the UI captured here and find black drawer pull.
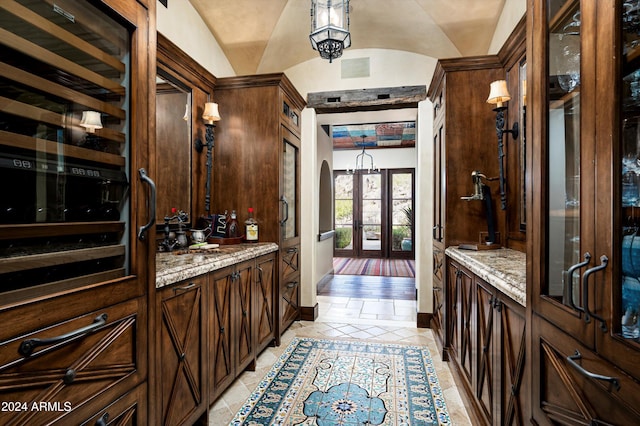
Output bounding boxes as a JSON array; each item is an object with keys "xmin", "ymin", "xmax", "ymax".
[
  {"xmin": 567, "ymin": 350, "xmax": 620, "ymax": 391},
  {"xmin": 286, "ymin": 281, "xmax": 298, "ymax": 289},
  {"xmin": 19, "ymin": 313, "xmax": 108, "ymax": 357},
  {"xmin": 95, "ymin": 413, "xmax": 109, "ymax": 426}
]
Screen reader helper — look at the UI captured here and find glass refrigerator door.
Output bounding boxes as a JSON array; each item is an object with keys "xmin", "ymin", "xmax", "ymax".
[{"xmin": 0, "ymin": 0, "xmax": 130, "ymax": 296}]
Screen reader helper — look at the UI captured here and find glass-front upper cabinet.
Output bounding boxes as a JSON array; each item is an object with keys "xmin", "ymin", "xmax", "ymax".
[
  {"xmin": 620, "ymin": 0, "xmax": 640, "ymax": 344},
  {"xmin": 0, "ymin": 0, "xmax": 132, "ymax": 302}
]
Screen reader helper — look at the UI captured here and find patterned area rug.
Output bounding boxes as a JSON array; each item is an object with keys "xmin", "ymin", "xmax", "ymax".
[
  {"xmin": 231, "ymin": 337, "xmax": 450, "ymax": 425},
  {"xmin": 333, "ymin": 258, "xmax": 416, "ymax": 278}
]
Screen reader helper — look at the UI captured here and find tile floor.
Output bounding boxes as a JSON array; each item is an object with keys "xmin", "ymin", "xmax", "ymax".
[{"xmin": 209, "ymin": 294, "xmax": 472, "ymax": 425}]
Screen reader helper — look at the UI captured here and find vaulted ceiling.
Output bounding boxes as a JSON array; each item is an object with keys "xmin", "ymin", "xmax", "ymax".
[{"xmin": 189, "ymin": 0, "xmax": 507, "ymax": 75}]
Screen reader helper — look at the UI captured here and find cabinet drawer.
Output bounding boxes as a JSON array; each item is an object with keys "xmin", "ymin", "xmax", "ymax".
[
  {"xmin": 533, "ymin": 316, "xmax": 640, "ymax": 425},
  {"xmin": 281, "ymin": 245, "xmax": 300, "ymax": 280},
  {"xmin": 0, "ymin": 297, "xmax": 145, "ymax": 426},
  {"xmin": 79, "ymin": 384, "xmax": 146, "ymax": 426}
]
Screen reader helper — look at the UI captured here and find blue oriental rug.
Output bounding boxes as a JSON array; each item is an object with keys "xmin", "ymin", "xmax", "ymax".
[{"xmin": 230, "ymin": 337, "xmax": 451, "ymax": 425}]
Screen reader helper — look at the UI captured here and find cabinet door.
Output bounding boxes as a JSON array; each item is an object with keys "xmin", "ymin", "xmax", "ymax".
[
  {"xmin": 0, "ymin": 0, "xmax": 151, "ymax": 305},
  {"xmin": 209, "ymin": 267, "xmax": 234, "ymax": 402},
  {"xmin": 79, "ymin": 384, "xmax": 146, "ymax": 426},
  {"xmin": 476, "ymin": 280, "xmax": 495, "ymax": 425},
  {"xmin": 432, "ymin": 246, "xmax": 446, "ymax": 359},
  {"xmin": 158, "ymin": 277, "xmax": 205, "ymax": 426},
  {"xmin": 255, "ymin": 253, "xmax": 276, "ymax": 353},
  {"xmin": 532, "ymin": 0, "xmax": 597, "ymax": 346},
  {"xmin": 447, "ymin": 261, "xmax": 474, "ymax": 388},
  {"xmin": 235, "ymin": 260, "xmax": 254, "ymax": 373},
  {"xmin": 281, "ymin": 127, "xmax": 300, "ymax": 248},
  {"xmin": 597, "ymin": 0, "xmax": 640, "ymax": 383}
]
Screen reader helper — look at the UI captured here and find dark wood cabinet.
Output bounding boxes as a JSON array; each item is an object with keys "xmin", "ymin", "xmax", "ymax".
[
  {"xmin": 255, "ymin": 253, "xmax": 277, "ymax": 354},
  {"xmin": 208, "ymin": 265, "xmax": 235, "ymax": 403},
  {"xmin": 0, "ymin": 0, "xmax": 154, "ymax": 424},
  {"xmin": 528, "ymin": 0, "xmax": 640, "ymax": 423},
  {"xmin": 80, "ymin": 384, "xmax": 147, "ymax": 426},
  {"xmin": 157, "ymin": 276, "xmax": 206, "ymax": 426},
  {"xmin": 446, "ymin": 257, "xmax": 527, "ymax": 426},
  {"xmin": 214, "ymin": 74, "xmax": 305, "ymax": 341}
]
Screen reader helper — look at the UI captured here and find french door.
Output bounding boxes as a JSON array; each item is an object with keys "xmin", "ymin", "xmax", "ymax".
[{"xmin": 334, "ymin": 169, "xmax": 414, "ymax": 259}]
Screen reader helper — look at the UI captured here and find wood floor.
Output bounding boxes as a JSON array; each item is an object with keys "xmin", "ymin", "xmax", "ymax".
[{"xmin": 317, "ymin": 274, "xmax": 417, "ymax": 301}]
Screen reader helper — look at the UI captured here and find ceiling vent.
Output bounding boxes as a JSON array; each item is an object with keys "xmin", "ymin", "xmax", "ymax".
[{"xmin": 341, "ymin": 57, "xmax": 370, "ymax": 79}]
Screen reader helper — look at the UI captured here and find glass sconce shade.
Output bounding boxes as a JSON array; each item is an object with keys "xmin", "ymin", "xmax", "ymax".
[
  {"xmin": 80, "ymin": 111, "xmax": 103, "ymax": 133},
  {"xmin": 487, "ymin": 80, "xmax": 511, "ymax": 108},
  {"xmin": 202, "ymin": 102, "xmax": 221, "ymax": 124},
  {"xmin": 310, "ymin": 0, "xmax": 351, "ymax": 62}
]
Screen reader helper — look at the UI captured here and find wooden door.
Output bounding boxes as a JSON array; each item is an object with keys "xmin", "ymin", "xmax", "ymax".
[
  {"xmin": 476, "ymin": 281, "xmax": 495, "ymax": 425},
  {"xmin": 209, "ymin": 267, "xmax": 234, "ymax": 402},
  {"xmin": 448, "ymin": 261, "xmax": 475, "ymax": 388},
  {"xmin": 235, "ymin": 261, "xmax": 255, "ymax": 373},
  {"xmin": 255, "ymin": 253, "xmax": 276, "ymax": 353},
  {"xmin": 158, "ymin": 277, "xmax": 205, "ymax": 426}
]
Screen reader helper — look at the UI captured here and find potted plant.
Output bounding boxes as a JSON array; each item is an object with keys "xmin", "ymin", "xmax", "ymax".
[{"xmin": 401, "ymin": 206, "xmax": 413, "ymax": 251}]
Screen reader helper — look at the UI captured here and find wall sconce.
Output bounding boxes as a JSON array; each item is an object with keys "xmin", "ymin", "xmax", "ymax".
[
  {"xmin": 195, "ymin": 102, "xmax": 221, "ymax": 213},
  {"xmin": 487, "ymin": 80, "xmax": 519, "ymax": 210},
  {"xmin": 80, "ymin": 111, "xmax": 103, "ymax": 133},
  {"xmin": 346, "ymin": 135, "xmax": 379, "ymax": 174}
]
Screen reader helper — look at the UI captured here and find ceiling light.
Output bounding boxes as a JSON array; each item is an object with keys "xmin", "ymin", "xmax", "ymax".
[{"xmin": 310, "ymin": 0, "xmax": 351, "ymax": 62}]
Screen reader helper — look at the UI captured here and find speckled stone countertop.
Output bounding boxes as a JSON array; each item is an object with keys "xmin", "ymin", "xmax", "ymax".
[
  {"xmin": 445, "ymin": 247, "xmax": 527, "ymax": 307},
  {"xmin": 156, "ymin": 243, "xmax": 279, "ymax": 288}
]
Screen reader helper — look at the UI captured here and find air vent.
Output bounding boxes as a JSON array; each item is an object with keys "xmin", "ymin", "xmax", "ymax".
[
  {"xmin": 328, "ymin": 97, "xmax": 341, "ymax": 103},
  {"xmin": 341, "ymin": 58, "xmax": 370, "ymax": 78},
  {"xmin": 377, "ymin": 94, "xmax": 390, "ymax": 100}
]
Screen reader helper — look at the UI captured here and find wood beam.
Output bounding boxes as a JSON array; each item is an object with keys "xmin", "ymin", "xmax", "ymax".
[{"xmin": 307, "ymin": 85, "xmax": 427, "ymax": 113}]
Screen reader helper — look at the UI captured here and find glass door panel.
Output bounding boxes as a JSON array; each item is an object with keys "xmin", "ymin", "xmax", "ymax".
[
  {"xmin": 282, "ymin": 138, "xmax": 298, "ymax": 240},
  {"xmin": 334, "ymin": 172, "xmax": 354, "ymax": 255},
  {"xmin": 390, "ymin": 170, "xmax": 414, "ymax": 257},
  {"xmin": 360, "ymin": 173, "xmax": 382, "ymax": 256},
  {"xmin": 0, "ymin": 0, "xmax": 131, "ymax": 297},
  {"xmin": 620, "ymin": 3, "xmax": 640, "ymax": 342},
  {"xmin": 546, "ymin": 0, "xmax": 582, "ymax": 307}
]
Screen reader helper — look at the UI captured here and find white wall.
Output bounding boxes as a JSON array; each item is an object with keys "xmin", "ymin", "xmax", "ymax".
[
  {"xmin": 488, "ymin": 0, "xmax": 527, "ymax": 54},
  {"xmin": 157, "ymin": 1, "xmax": 235, "ymax": 78}
]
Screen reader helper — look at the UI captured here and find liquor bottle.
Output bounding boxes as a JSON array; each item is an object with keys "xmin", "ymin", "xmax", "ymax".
[
  {"xmin": 226, "ymin": 209, "xmax": 240, "ymax": 238},
  {"xmin": 245, "ymin": 207, "xmax": 258, "ymax": 243}
]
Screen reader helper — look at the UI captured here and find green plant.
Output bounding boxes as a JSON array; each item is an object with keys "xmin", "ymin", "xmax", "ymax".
[
  {"xmin": 335, "ymin": 227, "xmax": 352, "ymax": 249},
  {"xmin": 392, "ymin": 226, "xmax": 410, "ymax": 250},
  {"xmin": 402, "ymin": 206, "xmax": 413, "ymax": 227}
]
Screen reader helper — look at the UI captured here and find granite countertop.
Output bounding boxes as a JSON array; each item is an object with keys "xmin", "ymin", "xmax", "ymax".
[
  {"xmin": 156, "ymin": 242, "xmax": 278, "ymax": 288},
  {"xmin": 445, "ymin": 246, "xmax": 526, "ymax": 307}
]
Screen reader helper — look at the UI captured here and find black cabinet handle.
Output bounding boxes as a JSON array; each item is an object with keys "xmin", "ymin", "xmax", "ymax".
[
  {"xmin": 19, "ymin": 313, "xmax": 108, "ymax": 357},
  {"xmin": 565, "ymin": 252, "xmax": 591, "ymax": 312},
  {"xmin": 582, "ymin": 255, "xmax": 609, "ymax": 331},
  {"xmin": 95, "ymin": 413, "xmax": 109, "ymax": 426},
  {"xmin": 567, "ymin": 350, "xmax": 620, "ymax": 391},
  {"xmin": 280, "ymin": 195, "xmax": 289, "ymax": 226},
  {"xmin": 138, "ymin": 168, "xmax": 156, "ymax": 241}
]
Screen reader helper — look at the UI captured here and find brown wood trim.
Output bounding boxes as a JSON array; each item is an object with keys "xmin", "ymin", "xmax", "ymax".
[
  {"xmin": 300, "ymin": 303, "xmax": 319, "ymax": 321},
  {"xmin": 497, "ymin": 15, "xmax": 527, "ymax": 69},
  {"xmin": 215, "ymin": 73, "xmax": 306, "ymax": 110},
  {"xmin": 0, "ymin": 0, "xmax": 125, "ymax": 72},
  {"xmin": 0, "ymin": 130, "xmax": 126, "ymax": 166},
  {"xmin": 157, "ymin": 33, "xmax": 216, "ymax": 92},
  {"xmin": 417, "ymin": 312, "xmax": 432, "ymax": 328},
  {"xmin": 428, "ymin": 55, "xmax": 503, "ymax": 100},
  {"xmin": 0, "ymin": 61, "xmax": 126, "ymax": 119}
]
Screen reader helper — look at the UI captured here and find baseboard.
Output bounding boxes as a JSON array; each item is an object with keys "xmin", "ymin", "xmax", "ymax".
[
  {"xmin": 417, "ymin": 312, "xmax": 432, "ymax": 328},
  {"xmin": 300, "ymin": 303, "xmax": 319, "ymax": 321}
]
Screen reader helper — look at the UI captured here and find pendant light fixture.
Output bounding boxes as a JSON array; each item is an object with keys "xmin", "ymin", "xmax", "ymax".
[{"xmin": 310, "ymin": 0, "xmax": 351, "ymax": 62}]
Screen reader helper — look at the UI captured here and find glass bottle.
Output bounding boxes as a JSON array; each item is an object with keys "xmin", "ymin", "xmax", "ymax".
[
  {"xmin": 245, "ymin": 207, "xmax": 258, "ymax": 242},
  {"xmin": 226, "ymin": 209, "xmax": 240, "ymax": 238}
]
